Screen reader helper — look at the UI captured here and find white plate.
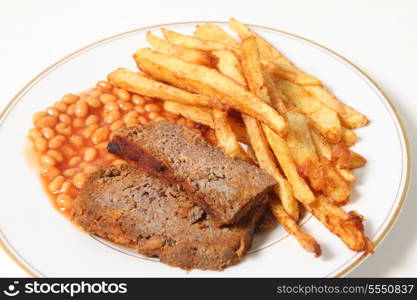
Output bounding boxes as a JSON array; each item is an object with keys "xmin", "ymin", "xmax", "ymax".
[{"xmin": 0, "ymin": 22, "xmax": 410, "ymax": 277}]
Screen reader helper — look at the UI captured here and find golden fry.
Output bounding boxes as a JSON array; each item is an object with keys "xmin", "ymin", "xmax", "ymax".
[
  {"xmin": 263, "ymin": 60, "xmax": 321, "ymax": 86},
  {"xmin": 269, "ymin": 196, "xmax": 321, "ymax": 257},
  {"xmin": 350, "ymin": 151, "xmax": 367, "ymax": 169},
  {"xmin": 319, "ymin": 157, "xmax": 352, "ymax": 204},
  {"xmin": 341, "ymin": 127, "xmax": 357, "ymax": 146},
  {"xmin": 304, "ymin": 194, "xmax": 374, "ymax": 252},
  {"xmin": 134, "ymin": 48, "xmax": 288, "ymax": 137},
  {"xmin": 194, "ymin": 23, "xmax": 240, "ymax": 48},
  {"xmin": 211, "ymin": 50, "xmax": 246, "ymax": 85}
]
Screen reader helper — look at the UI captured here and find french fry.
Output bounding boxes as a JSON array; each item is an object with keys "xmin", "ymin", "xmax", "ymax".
[
  {"xmin": 146, "ymin": 31, "xmax": 216, "ymax": 67},
  {"xmin": 162, "ymin": 28, "xmax": 241, "ymax": 56},
  {"xmin": 350, "ymin": 151, "xmax": 367, "ymax": 169},
  {"xmin": 319, "ymin": 157, "xmax": 352, "ymax": 204},
  {"xmin": 286, "ymin": 111, "xmax": 324, "ymax": 191},
  {"xmin": 304, "ymin": 194, "xmax": 374, "ymax": 252},
  {"xmin": 336, "ymin": 167, "xmax": 356, "ymax": 183},
  {"xmin": 240, "ymin": 36, "xmax": 313, "ymax": 210},
  {"xmin": 211, "ymin": 50, "xmax": 246, "ymax": 85},
  {"xmin": 263, "ymin": 60, "xmax": 321, "ymax": 86},
  {"xmin": 275, "ymin": 78, "xmax": 342, "ymax": 143},
  {"xmin": 134, "ymin": 48, "xmax": 288, "ymax": 137},
  {"xmin": 310, "ymin": 127, "xmax": 333, "ymax": 161},
  {"xmin": 304, "ymin": 85, "xmax": 369, "ymax": 129},
  {"xmin": 194, "ymin": 23, "xmax": 240, "ymax": 49},
  {"xmin": 163, "ymin": 101, "xmax": 250, "ymax": 145},
  {"xmin": 332, "ymin": 142, "xmax": 352, "ymax": 169},
  {"xmin": 263, "ymin": 70, "xmax": 290, "ymax": 115},
  {"xmin": 269, "ymin": 196, "xmax": 321, "ymax": 257},
  {"xmin": 108, "ymin": 68, "xmax": 223, "ymax": 109},
  {"xmin": 341, "ymin": 127, "xmax": 357, "ymax": 146}
]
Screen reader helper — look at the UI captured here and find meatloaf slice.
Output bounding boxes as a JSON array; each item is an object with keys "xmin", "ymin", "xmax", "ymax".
[
  {"xmin": 107, "ymin": 122, "xmax": 275, "ymax": 226},
  {"xmin": 72, "ymin": 165, "xmax": 266, "ymax": 271}
]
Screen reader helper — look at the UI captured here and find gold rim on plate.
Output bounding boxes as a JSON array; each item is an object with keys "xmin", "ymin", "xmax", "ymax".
[{"xmin": 0, "ymin": 21, "xmax": 411, "ymax": 278}]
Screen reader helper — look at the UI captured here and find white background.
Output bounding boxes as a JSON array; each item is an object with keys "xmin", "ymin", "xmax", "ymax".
[{"xmin": 0, "ymin": 0, "xmax": 415, "ymax": 277}]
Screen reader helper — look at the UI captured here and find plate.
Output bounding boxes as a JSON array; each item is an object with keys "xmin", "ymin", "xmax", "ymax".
[{"xmin": 0, "ymin": 22, "xmax": 410, "ymax": 277}]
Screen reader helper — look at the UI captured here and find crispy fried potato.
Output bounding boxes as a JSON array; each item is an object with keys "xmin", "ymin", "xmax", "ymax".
[
  {"xmin": 332, "ymin": 142, "xmax": 351, "ymax": 169},
  {"xmin": 350, "ymin": 151, "xmax": 367, "ymax": 169},
  {"xmin": 240, "ymin": 36, "xmax": 314, "ymax": 208},
  {"xmin": 162, "ymin": 28, "xmax": 241, "ymax": 56},
  {"xmin": 269, "ymin": 196, "xmax": 321, "ymax": 257},
  {"xmin": 194, "ymin": 23, "xmax": 240, "ymax": 48},
  {"xmin": 212, "ymin": 50, "xmax": 246, "ymax": 85},
  {"xmin": 146, "ymin": 31, "xmax": 216, "ymax": 67},
  {"xmin": 229, "ymin": 18, "xmax": 294, "ymax": 68},
  {"xmin": 108, "ymin": 68, "xmax": 223, "ymax": 109},
  {"xmin": 163, "ymin": 101, "xmax": 250, "ymax": 145},
  {"xmin": 134, "ymin": 48, "xmax": 288, "ymax": 137},
  {"xmin": 212, "ymin": 109, "xmax": 251, "ymax": 162},
  {"xmin": 320, "ymin": 157, "xmax": 352, "ymax": 204},
  {"xmin": 304, "ymin": 194, "xmax": 374, "ymax": 252},
  {"xmin": 304, "ymin": 85, "xmax": 369, "ymax": 129},
  {"xmin": 275, "ymin": 79, "xmax": 342, "ymax": 143},
  {"xmin": 263, "ymin": 70, "xmax": 289, "ymax": 115},
  {"xmin": 263, "ymin": 60, "xmax": 321, "ymax": 86},
  {"xmin": 311, "ymin": 127, "xmax": 333, "ymax": 161},
  {"xmin": 286, "ymin": 111, "xmax": 324, "ymax": 191},
  {"xmin": 341, "ymin": 127, "xmax": 357, "ymax": 146},
  {"xmin": 336, "ymin": 167, "xmax": 356, "ymax": 183}
]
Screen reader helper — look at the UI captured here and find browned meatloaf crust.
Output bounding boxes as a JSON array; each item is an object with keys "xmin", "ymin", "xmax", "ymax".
[
  {"xmin": 72, "ymin": 165, "xmax": 266, "ymax": 270},
  {"xmin": 107, "ymin": 122, "xmax": 275, "ymax": 226}
]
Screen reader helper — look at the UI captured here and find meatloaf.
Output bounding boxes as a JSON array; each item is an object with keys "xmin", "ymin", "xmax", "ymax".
[
  {"xmin": 72, "ymin": 165, "xmax": 266, "ymax": 270},
  {"xmin": 107, "ymin": 122, "xmax": 275, "ymax": 226}
]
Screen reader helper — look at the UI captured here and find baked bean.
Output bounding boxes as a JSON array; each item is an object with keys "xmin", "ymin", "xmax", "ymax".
[
  {"xmin": 32, "ymin": 112, "xmax": 47, "ymax": 124},
  {"xmin": 69, "ymin": 135, "xmax": 84, "ymax": 148},
  {"xmin": 148, "ymin": 112, "xmax": 159, "ymax": 120},
  {"xmin": 72, "ymin": 118, "xmax": 84, "ymax": 128},
  {"xmin": 117, "ymin": 89, "xmax": 131, "ymax": 101},
  {"xmin": 74, "ymin": 101, "xmax": 89, "ymax": 118},
  {"xmin": 47, "ymin": 150, "xmax": 63, "ymax": 162},
  {"xmin": 40, "ymin": 155, "xmax": 56, "ymax": 166},
  {"xmin": 54, "ymin": 102, "xmax": 67, "ymax": 112},
  {"xmin": 90, "ymin": 89, "xmax": 102, "ymax": 98},
  {"xmin": 63, "ymin": 168, "xmax": 78, "ymax": 178},
  {"xmin": 48, "ymin": 135, "xmax": 66, "ymax": 149},
  {"xmin": 67, "ymin": 104, "xmax": 75, "ymax": 115},
  {"xmin": 126, "ymin": 119, "xmax": 140, "ymax": 127},
  {"xmin": 56, "ymin": 194, "xmax": 73, "ymax": 210},
  {"xmin": 112, "ymin": 159, "xmax": 127, "ymax": 165},
  {"xmin": 119, "ymin": 101, "xmax": 134, "ymax": 112},
  {"xmin": 134, "ymin": 105, "xmax": 145, "ymax": 113},
  {"xmin": 55, "ymin": 123, "xmax": 72, "ymax": 136},
  {"xmin": 104, "ymin": 101, "xmax": 119, "ymax": 112},
  {"xmin": 36, "ymin": 115, "xmax": 58, "ymax": 128},
  {"xmin": 60, "ymin": 181, "xmax": 73, "ymax": 193},
  {"xmin": 91, "ymin": 127, "xmax": 109, "ymax": 144},
  {"xmin": 41, "ymin": 165, "xmax": 60, "ymax": 179},
  {"xmin": 112, "ymin": 87, "xmax": 120, "ymax": 95},
  {"xmin": 34, "ymin": 138, "xmax": 48, "ymax": 152},
  {"xmin": 49, "ymin": 176, "xmax": 65, "ymax": 193},
  {"xmin": 61, "ymin": 145, "xmax": 76, "ymax": 157},
  {"xmin": 104, "ymin": 110, "xmax": 121, "ymax": 124},
  {"xmin": 95, "ymin": 142, "xmax": 108, "ymax": 150},
  {"xmin": 138, "ymin": 116, "xmax": 148, "ymax": 125},
  {"xmin": 83, "ymin": 124, "xmax": 99, "ymax": 139},
  {"xmin": 79, "ymin": 161, "xmax": 89, "ymax": 169},
  {"xmin": 100, "ymin": 93, "xmax": 117, "ymax": 104},
  {"xmin": 29, "ymin": 128, "xmax": 43, "ymax": 140},
  {"xmin": 85, "ymin": 165, "xmax": 99, "ymax": 174},
  {"xmin": 46, "ymin": 107, "xmax": 60, "ymax": 117},
  {"xmin": 96, "ymin": 80, "xmax": 113, "ymax": 92},
  {"xmin": 69, "ymin": 156, "xmax": 82, "ymax": 167},
  {"xmin": 123, "ymin": 111, "xmax": 139, "ymax": 123},
  {"xmin": 132, "ymin": 94, "xmax": 146, "ymax": 105},
  {"xmin": 109, "ymin": 120, "xmax": 125, "ymax": 131},
  {"xmin": 87, "ymin": 96, "xmax": 101, "ymax": 108},
  {"xmin": 84, "ymin": 148, "xmax": 97, "ymax": 162},
  {"xmin": 73, "ymin": 172, "xmax": 87, "ymax": 188},
  {"xmin": 144, "ymin": 103, "xmax": 161, "ymax": 113},
  {"xmin": 59, "ymin": 114, "xmax": 71, "ymax": 124},
  {"xmin": 61, "ymin": 93, "xmax": 79, "ymax": 104},
  {"xmin": 85, "ymin": 115, "xmax": 99, "ymax": 126}
]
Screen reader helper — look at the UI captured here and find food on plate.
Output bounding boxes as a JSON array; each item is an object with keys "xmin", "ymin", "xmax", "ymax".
[
  {"xmin": 108, "ymin": 122, "xmax": 276, "ymax": 226},
  {"xmin": 133, "ymin": 48, "xmax": 288, "ymax": 137},
  {"xmin": 73, "ymin": 165, "xmax": 266, "ymax": 270},
  {"xmin": 27, "ymin": 19, "xmax": 373, "ymax": 270}
]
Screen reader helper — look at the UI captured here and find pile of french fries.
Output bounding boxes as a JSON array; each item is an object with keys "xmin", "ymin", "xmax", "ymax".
[{"xmin": 108, "ymin": 18, "xmax": 374, "ymax": 257}]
